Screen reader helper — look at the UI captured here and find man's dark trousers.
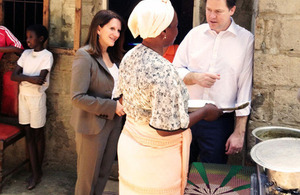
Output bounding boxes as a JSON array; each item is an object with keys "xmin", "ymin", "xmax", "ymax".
[{"xmin": 189, "ymin": 112, "xmax": 235, "ymax": 164}]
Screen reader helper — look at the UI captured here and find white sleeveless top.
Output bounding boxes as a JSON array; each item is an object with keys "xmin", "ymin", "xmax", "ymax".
[{"xmin": 108, "ymin": 63, "xmax": 119, "ymax": 99}]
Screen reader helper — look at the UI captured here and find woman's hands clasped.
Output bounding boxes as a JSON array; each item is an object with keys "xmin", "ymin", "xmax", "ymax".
[{"xmin": 116, "ymin": 99, "xmax": 125, "ymax": 116}]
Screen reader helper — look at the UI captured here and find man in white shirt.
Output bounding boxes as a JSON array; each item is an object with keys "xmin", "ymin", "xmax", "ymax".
[{"xmin": 173, "ymin": 0, "xmax": 254, "ymax": 164}]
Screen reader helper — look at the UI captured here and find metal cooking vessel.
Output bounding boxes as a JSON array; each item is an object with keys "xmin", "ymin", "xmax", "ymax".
[
  {"xmin": 267, "ymin": 170, "xmax": 300, "ymax": 191},
  {"xmin": 251, "ymin": 138, "xmax": 300, "ymax": 190},
  {"xmin": 252, "ymin": 126, "xmax": 300, "ymax": 143}
]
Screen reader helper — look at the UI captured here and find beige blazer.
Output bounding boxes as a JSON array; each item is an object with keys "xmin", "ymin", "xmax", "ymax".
[{"xmin": 70, "ymin": 45, "xmax": 122, "ymax": 135}]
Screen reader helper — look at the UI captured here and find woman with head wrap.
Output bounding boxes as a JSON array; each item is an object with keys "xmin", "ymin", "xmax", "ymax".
[{"xmin": 115, "ymin": 0, "xmax": 222, "ymax": 194}]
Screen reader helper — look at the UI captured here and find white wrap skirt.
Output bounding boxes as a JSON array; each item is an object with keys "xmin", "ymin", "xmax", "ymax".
[{"xmin": 118, "ymin": 118, "xmax": 192, "ymax": 195}]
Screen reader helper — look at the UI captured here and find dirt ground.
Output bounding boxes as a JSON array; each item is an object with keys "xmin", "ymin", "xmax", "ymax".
[
  {"xmin": 1, "ymin": 156, "xmax": 247, "ymax": 195},
  {"xmin": 1, "ymin": 162, "xmax": 119, "ymax": 195}
]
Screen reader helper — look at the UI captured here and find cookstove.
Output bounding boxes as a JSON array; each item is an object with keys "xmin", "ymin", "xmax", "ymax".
[
  {"xmin": 250, "ymin": 138, "xmax": 300, "ymax": 195},
  {"xmin": 251, "ymin": 171, "xmax": 300, "ymax": 195}
]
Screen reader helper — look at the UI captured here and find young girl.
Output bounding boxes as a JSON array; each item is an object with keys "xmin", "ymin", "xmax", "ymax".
[{"xmin": 11, "ymin": 24, "xmax": 53, "ymax": 190}]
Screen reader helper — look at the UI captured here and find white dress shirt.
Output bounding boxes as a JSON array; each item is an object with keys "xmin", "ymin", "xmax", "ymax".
[{"xmin": 173, "ymin": 19, "xmax": 254, "ymax": 116}]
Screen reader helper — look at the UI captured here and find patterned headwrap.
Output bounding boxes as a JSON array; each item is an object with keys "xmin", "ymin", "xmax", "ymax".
[{"xmin": 128, "ymin": 0, "xmax": 174, "ymax": 39}]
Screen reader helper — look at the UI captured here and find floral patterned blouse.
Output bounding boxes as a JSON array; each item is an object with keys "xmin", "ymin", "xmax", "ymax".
[{"xmin": 115, "ymin": 44, "xmax": 189, "ymax": 131}]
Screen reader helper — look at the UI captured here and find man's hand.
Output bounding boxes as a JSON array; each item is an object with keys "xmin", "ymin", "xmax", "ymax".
[
  {"xmin": 183, "ymin": 72, "xmax": 220, "ymax": 88},
  {"xmin": 225, "ymin": 116, "xmax": 248, "ymax": 155},
  {"xmin": 225, "ymin": 131, "xmax": 244, "ymax": 155}
]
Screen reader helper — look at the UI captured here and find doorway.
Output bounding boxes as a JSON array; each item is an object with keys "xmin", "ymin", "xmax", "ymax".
[{"xmin": 109, "ymin": 0, "xmax": 194, "ymax": 51}]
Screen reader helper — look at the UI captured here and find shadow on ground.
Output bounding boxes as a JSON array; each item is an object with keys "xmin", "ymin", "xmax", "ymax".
[{"xmin": 1, "ymin": 162, "xmax": 119, "ymax": 195}]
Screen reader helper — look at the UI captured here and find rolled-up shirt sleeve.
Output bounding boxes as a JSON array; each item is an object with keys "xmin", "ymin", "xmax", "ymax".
[{"xmin": 235, "ymin": 35, "xmax": 254, "ymax": 116}]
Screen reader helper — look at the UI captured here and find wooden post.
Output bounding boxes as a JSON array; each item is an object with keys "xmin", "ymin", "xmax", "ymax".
[
  {"xmin": 102, "ymin": 0, "xmax": 108, "ymax": 9},
  {"xmin": 43, "ymin": 0, "xmax": 50, "ymax": 47},
  {"xmin": 43, "ymin": 0, "xmax": 50, "ymax": 28},
  {"xmin": 193, "ymin": 0, "xmax": 201, "ymax": 27},
  {"xmin": 0, "ymin": 0, "xmax": 3, "ymax": 25},
  {"xmin": 74, "ymin": 0, "xmax": 82, "ymax": 51}
]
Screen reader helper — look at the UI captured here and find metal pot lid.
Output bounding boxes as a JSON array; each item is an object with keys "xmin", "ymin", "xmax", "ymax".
[{"xmin": 251, "ymin": 138, "xmax": 300, "ymax": 172}]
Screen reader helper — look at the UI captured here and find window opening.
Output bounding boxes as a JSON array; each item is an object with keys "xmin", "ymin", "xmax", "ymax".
[{"xmin": 3, "ymin": 0, "xmax": 43, "ymax": 48}]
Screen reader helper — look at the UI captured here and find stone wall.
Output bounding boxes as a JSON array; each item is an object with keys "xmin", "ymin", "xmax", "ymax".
[
  {"xmin": 81, "ymin": 0, "xmax": 107, "ymax": 45},
  {"xmin": 49, "ymin": 0, "xmax": 75, "ymax": 48},
  {"xmin": 249, "ymin": 0, "xmax": 300, "ymax": 150},
  {"xmin": 45, "ymin": 50, "xmax": 76, "ymax": 170},
  {"xmin": 49, "ymin": 0, "xmax": 107, "ymax": 48}
]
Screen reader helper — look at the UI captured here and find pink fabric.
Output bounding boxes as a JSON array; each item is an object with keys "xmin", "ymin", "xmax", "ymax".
[{"xmin": 118, "ymin": 118, "xmax": 192, "ymax": 195}]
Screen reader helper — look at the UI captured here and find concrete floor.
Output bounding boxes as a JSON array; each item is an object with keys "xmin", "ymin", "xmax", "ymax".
[{"xmin": 1, "ymin": 162, "xmax": 119, "ymax": 195}]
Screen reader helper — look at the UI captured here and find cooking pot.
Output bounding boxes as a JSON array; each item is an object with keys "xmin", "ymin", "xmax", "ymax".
[
  {"xmin": 252, "ymin": 126, "xmax": 300, "ymax": 143},
  {"xmin": 250, "ymin": 138, "xmax": 300, "ymax": 190}
]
